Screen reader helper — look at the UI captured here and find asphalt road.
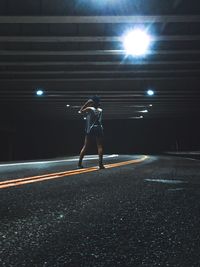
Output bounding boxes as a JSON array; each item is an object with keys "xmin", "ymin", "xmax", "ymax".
[{"xmin": 0, "ymin": 154, "xmax": 200, "ymax": 267}]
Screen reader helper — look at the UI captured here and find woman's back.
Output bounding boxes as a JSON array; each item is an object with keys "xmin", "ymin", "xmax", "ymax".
[{"xmin": 85, "ymin": 107, "xmax": 103, "ymax": 134}]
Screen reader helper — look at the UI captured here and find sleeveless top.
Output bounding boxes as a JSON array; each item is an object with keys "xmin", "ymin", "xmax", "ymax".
[{"xmin": 85, "ymin": 107, "xmax": 103, "ymax": 134}]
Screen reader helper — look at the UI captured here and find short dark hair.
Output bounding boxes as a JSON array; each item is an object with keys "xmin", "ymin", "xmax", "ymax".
[
  {"xmin": 88, "ymin": 95, "xmax": 100, "ymax": 108},
  {"xmin": 91, "ymin": 95, "xmax": 100, "ymax": 104}
]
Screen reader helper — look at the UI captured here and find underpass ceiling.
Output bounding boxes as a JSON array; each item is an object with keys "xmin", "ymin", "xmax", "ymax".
[{"xmin": 0, "ymin": 0, "xmax": 200, "ymax": 120}]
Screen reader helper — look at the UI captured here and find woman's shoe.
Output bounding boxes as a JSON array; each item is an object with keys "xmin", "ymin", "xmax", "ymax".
[
  {"xmin": 77, "ymin": 164, "xmax": 84, "ymax": 169},
  {"xmin": 99, "ymin": 165, "xmax": 105, "ymax": 170}
]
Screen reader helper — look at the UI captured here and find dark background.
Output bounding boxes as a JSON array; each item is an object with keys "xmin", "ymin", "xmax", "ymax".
[
  {"xmin": 1, "ymin": 0, "xmax": 200, "ymax": 162},
  {"xmin": 1, "ymin": 117, "xmax": 200, "ymax": 162}
]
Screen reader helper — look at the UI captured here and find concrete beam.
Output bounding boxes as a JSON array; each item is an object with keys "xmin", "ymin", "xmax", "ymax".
[
  {"xmin": 0, "ymin": 16, "xmax": 200, "ymax": 24},
  {"xmin": 0, "ymin": 69, "xmax": 200, "ymax": 75},
  {"xmin": 0, "ymin": 61, "xmax": 200, "ymax": 66},
  {"xmin": 0, "ymin": 77, "xmax": 196, "ymax": 82},
  {"xmin": 0, "ymin": 35, "xmax": 200, "ymax": 42},
  {"xmin": 0, "ymin": 50, "xmax": 199, "ymax": 56}
]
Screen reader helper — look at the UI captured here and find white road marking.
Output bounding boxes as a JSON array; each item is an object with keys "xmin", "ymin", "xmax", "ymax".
[
  {"xmin": 144, "ymin": 179, "xmax": 188, "ymax": 184},
  {"xmin": 184, "ymin": 157, "xmax": 200, "ymax": 162},
  {"xmin": 0, "ymin": 154, "xmax": 119, "ymax": 167}
]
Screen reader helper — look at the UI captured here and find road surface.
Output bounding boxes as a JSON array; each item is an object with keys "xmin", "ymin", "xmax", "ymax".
[{"xmin": 0, "ymin": 154, "xmax": 200, "ymax": 267}]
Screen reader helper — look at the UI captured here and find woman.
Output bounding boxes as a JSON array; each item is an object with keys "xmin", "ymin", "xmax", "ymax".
[{"xmin": 78, "ymin": 96, "xmax": 105, "ymax": 169}]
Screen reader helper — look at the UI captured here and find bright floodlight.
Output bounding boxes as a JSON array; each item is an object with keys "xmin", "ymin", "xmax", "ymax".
[
  {"xmin": 147, "ymin": 89, "xmax": 154, "ymax": 96},
  {"xmin": 36, "ymin": 89, "xmax": 44, "ymax": 96},
  {"xmin": 123, "ymin": 29, "xmax": 151, "ymax": 56}
]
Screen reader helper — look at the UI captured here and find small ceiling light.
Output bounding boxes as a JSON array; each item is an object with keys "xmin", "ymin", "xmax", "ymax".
[
  {"xmin": 72, "ymin": 106, "xmax": 80, "ymax": 108},
  {"xmin": 78, "ymin": 111, "xmax": 81, "ymax": 114},
  {"xmin": 149, "ymin": 104, "xmax": 153, "ymax": 107},
  {"xmin": 130, "ymin": 116, "xmax": 144, "ymax": 119},
  {"xmin": 36, "ymin": 89, "xmax": 44, "ymax": 96},
  {"xmin": 66, "ymin": 104, "xmax": 70, "ymax": 107},
  {"xmin": 127, "ymin": 105, "xmax": 147, "ymax": 108},
  {"xmin": 84, "ymin": 117, "xmax": 87, "ymax": 120},
  {"xmin": 147, "ymin": 89, "xmax": 154, "ymax": 96},
  {"xmin": 140, "ymin": 110, "xmax": 148, "ymax": 113},
  {"xmin": 123, "ymin": 29, "xmax": 152, "ymax": 57}
]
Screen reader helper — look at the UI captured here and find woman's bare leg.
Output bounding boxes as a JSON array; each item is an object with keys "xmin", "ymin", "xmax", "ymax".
[
  {"xmin": 96, "ymin": 136, "xmax": 105, "ymax": 169},
  {"xmin": 78, "ymin": 136, "xmax": 90, "ymax": 168}
]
